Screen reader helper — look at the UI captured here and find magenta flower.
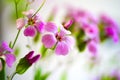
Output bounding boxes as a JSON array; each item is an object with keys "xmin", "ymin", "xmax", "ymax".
[
  {"xmin": 42, "ymin": 22, "xmax": 74, "ymax": 55},
  {"xmin": 16, "ymin": 9, "xmax": 45, "ymax": 37},
  {"xmin": 0, "ymin": 42, "xmax": 16, "ymax": 70}
]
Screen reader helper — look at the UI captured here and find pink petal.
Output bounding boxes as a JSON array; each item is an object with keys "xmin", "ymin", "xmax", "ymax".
[
  {"xmin": 24, "ymin": 26, "xmax": 36, "ymax": 37},
  {"xmin": 4, "ymin": 53, "xmax": 16, "ymax": 67},
  {"xmin": 84, "ymin": 23, "xmax": 99, "ymax": 39},
  {"xmin": 63, "ymin": 19, "xmax": 73, "ymax": 29},
  {"xmin": 55, "ymin": 41, "xmax": 69, "ymax": 55},
  {"xmin": 59, "ymin": 25, "xmax": 71, "ymax": 37},
  {"xmin": 44, "ymin": 22, "xmax": 58, "ymax": 33},
  {"xmin": 64, "ymin": 36, "xmax": 75, "ymax": 49},
  {"xmin": 35, "ymin": 21, "xmax": 45, "ymax": 33},
  {"xmin": 0, "ymin": 60, "xmax": 2, "ymax": 71},
  {"xmin": 22, "ymin": 9, "xmax": 34, "ymax": 18},
  {"xmin": 0, "ymin": 41, "xmax": 13, "ymax": 53},
  {"xmin": 87, "ymin": 41, "xmax": 97, "ymax": 56},
  {"xmin": 16, "ymin": 18, "xmax": 25, "ymax": 30},
  {"xmin": 42, "ymin": 33, "xmax": 57, "ymax": 48}
]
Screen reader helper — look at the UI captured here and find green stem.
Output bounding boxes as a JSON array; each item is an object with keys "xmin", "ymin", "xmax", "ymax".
[
  {"xmin": 11, "ymin": 0, "xmax": 21, "ymax": 49},
  {"xmin": 32, "ymin": 0, "xmax": 46, "ymax": 17},
  {"xmin": 14, "ymin": 0, "xmax": 18, "ymax": 19},
  {"xmin": 11, "ymin": 30, "xmax": 21, "ymax": 49},
  {"xmin": 0, "ymin": 58, "xmax": 5, "ymax": 80},
  {"xmin": 40, "ymin": 45, "xmax": 47, "ymax": 58},
  {"xmin": 10, "ymin": 72, "xmax": 16, "ymax": 80}
]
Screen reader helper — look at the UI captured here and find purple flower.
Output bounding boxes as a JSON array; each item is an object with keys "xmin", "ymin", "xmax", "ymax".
[
  {"xmin": 0, "ymin": 42, "xmax": 16, "ymax": 70},
  {"xmin": 16, "ymin": 9, "xmax": 45, "ymax": 37},
  {"xmin": 25, "ymin": 51, "xmax": 40, "ymax": 65},
  {"xmin": 42, "ymin": 22, "xmax": 74, "ymax": 55}
]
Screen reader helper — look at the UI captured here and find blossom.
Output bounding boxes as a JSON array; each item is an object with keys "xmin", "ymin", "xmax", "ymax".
[
  {"xmin": 42, "ymin": 22, "xmax": 74, "ymax": 55},
  {"xmin": 0, "ymin": 42, "xmax": 16, "ymax": 70},
  {"xmin": 100, "ymin": 14, "xmax": 119, "ymax": 43},
  {"xmin": 87, "ymin": 40, "xmax": 98, "ymax": 56},
  {"xmin": 16, "ymin": 9, "xmax": 44, "ymax": 37}
]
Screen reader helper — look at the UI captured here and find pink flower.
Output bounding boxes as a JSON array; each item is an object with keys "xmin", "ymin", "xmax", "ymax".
[
  {"xmin": 100, "ymin": 14, "xmax": 119, "ymax": 42},
  {"xmin": 16, "ymin": 9, "xmax": 45, "ymax": 37},
  {"xmin": 87, "ymin": 40, "xmax": 98, "ymax": 56},
  {"xmin": 82, "ymin": 23, "xmax": 99, "ymax": 39},
  {"xmin": 42, "ymin": 22, "xmax": 74, "ymax": 55},
  {"xmin": 0, "ymin": 42, "xmax": 16, "ymax": 70}
]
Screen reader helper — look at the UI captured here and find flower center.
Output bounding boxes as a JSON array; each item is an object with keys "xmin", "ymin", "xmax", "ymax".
[
  {"xmin": 28, "ymin": 18, "xmax": 35, "ymax": 25},
  {"xmin": 56, "ymin": 33, "xmax": 62, "ymax": 42}
]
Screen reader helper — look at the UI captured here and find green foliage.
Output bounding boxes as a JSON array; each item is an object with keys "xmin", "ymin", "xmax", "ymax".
[
  {"xmin": 14, "ymin": 47, "xmax": 20, "ymax": 56},
  {"xmin": 76, "ymin": 29, "xmax": 86, "ymax": 52},
  {"xmin": 60, "ymin": 71, "xmax": 67, "ymax": 80},
  {"xmin": 40, "ymin": 45, "xmax": 47, "ymax": 58},
  {"xmin": 99, "ymin": 23, "xmax": 107, "ymax": 42},
  {"xmin": 34, "ymin": 68, "xmax": 50, "ymax": 80},
  {"xmin": 101, "ymin": 75, "xmax": 118, "ymax": 80},
  {"xmin": 0, "ymin": 58, "xmax": 5, "ymax": 80},
  {"xmin": 7, "ymin": 0, "xmax": 28, "ymax": 22},
  {"xmin": 16, "ymin": 58, "xmax": 31, "ymax": 74},
  {"xmin": 77, "ymin": 40, "xmax": 86, "ymax": 52},
  {"xmin": 33, "ymin": 32, "xmax": 41, "ymax": 43}
]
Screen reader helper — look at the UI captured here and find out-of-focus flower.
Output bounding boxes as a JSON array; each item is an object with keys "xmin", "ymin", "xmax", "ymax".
[
  {"xmin": 16, "ymin": 9, "xmax": 45, "ymax": 37},
  {"xmin": 87, "ymin": 40, "xmax": 98, "ymax": 56},
  {"xmin": 100, "ymin": 14, "xmax": 119, "ymax": 43},
  {"xmin": 0, "ymin": 42, "xmax": 16, "ymax": 71},
  {"xmin": 42, "ymin": 22, "xmax": 74, "ymax": 55},
  {"xmin": 82, "ymin": 23, "xmax": 99, "ymax": 39},
  {"xmin": 16, "ymin": 51, "xmax": 40, "ymax": 74},
  {"xmin": 63, "ymin": 19, "xmax": 73, "ymax": 30}
]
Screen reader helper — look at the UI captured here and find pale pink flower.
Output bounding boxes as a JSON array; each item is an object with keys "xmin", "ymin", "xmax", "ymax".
[
  {"xmin": 42, "ymin": 22, "xmax": 74, "ymax": 55},
  {"xmin": 16, "ymin": 18, "xmax": 26, "ymax": 30},
  {"xmin": 16, "ymin": 9, "xmax": 44, "ymax": 37}
]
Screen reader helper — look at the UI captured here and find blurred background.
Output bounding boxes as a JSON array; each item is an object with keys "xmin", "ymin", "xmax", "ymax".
[{"xmin": 0, "ymin": 0, "xmax": 120, "ymax": 80}]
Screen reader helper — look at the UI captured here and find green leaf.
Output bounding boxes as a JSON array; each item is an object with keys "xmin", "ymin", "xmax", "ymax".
[
  {"xmin": 16, "ymin": 58, "xmax": 31, "ymax": 74},
  {"xmin": 0, "ymin": 58, "xmax": 6, "ymax": 80}
]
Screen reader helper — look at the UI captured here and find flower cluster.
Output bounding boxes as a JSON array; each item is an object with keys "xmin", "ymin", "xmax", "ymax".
[
  {"xmin": 62, "ymin": 7, "xmax": 119, "ymax": 56},
  {"xmin": 17, "ymin": 10, "xmax": 75, "ymax": 55}
]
